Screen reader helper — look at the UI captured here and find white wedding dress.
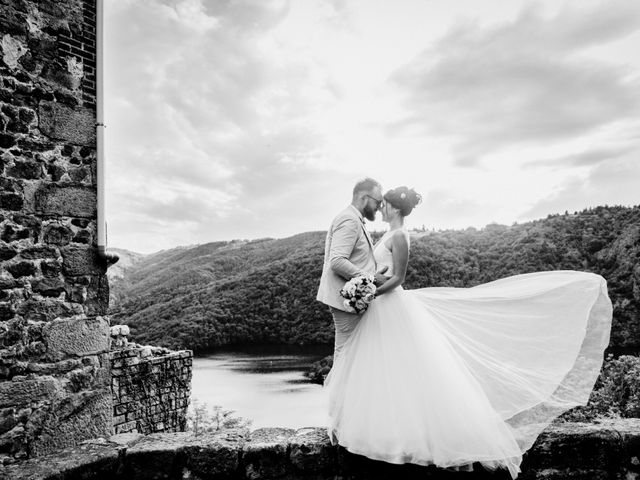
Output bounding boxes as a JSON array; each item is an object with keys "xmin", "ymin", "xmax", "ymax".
[{"xmin": 325, "ymin": 229, "xmax": 612, "ymax": 478}]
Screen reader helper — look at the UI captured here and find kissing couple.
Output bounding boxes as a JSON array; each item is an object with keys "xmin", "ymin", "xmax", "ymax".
[{"xmin": 316, "ymin": 177, "xmax": 612, "ymax": 478}]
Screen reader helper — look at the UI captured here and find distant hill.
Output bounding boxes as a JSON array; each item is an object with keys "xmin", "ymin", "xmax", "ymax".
[
  {"xmin": 106, "ymin": 248, "xmax": 146, "ymax": 307},
  {"xmin": 106, "ymin": 248, "xmax": 146, "ymax": 280},
  {"xmin": 110, "ymin": 205, "xmax": 640, "ymax": 353}
]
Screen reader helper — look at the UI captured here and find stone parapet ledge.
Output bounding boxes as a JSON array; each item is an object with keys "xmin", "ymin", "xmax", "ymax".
[{"xmin": 2, "ymin": 419, "xmax": 639, "ymax": 479}]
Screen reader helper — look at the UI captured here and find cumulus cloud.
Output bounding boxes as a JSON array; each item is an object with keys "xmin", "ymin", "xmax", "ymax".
[
  {"xmin": 390, "ymin": 1, "xmax": 640, "ymax": 165},
  {"xmin": 104, "ymin": 0, "xmax": 351, "ymax": 251}
]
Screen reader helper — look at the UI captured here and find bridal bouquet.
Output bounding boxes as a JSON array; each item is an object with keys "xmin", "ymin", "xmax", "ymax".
[{"xmin": 340, "ymin": 274, "xmax": 377, "ymax": 314}]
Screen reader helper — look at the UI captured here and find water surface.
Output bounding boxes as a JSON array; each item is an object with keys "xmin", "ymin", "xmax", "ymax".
[{"xmin": 191, "ymin": 345, "xmax": 332, "ymax": 429}]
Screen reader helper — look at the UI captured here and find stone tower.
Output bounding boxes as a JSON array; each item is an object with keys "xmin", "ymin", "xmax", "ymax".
[{"xmin": 0, "ymin": 0, "xmax": 111, "ymax": 460}]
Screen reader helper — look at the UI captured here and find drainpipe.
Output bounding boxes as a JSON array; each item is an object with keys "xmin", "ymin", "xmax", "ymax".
[{"xmin": 96, "ymin": 0, "xmax": 119, "ymax": 267}]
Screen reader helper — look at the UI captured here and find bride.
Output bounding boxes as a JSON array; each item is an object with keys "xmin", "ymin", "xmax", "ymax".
[{"xmin": 324, "ymin": 186, "xmax": 612, "ymax": 478}]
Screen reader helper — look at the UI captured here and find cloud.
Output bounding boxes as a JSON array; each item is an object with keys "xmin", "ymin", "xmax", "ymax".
[
  {"xmin": 104, "ymin": 0, "xmax": 351, "ymax": 250},
  {"xmin": 103, "ymin": 0, "xmax": 640, "ymax": 252},
  {"xmin": 524, "ymin": 144, "xmax": 637, "ymax": 169},
  {"xmin": 419, "ymin": 188, "xmax": 489, "ymax": 229},
  {"xmin": 520, "ymin": 152, "xmax": 640, "ymax": 220},
  {"xmin": 390, "ymin": 1, "xmax": 640, "ymax": 165}
]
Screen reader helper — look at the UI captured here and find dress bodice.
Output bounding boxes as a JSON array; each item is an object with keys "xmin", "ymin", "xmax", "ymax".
[{"xmin": 373, "ymin": 229, "xmax": 409, "ymax": 276}]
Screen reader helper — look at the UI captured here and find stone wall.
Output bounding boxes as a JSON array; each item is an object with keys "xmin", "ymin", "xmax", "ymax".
[
  {"xmin": 3, "ymin": 419, "xmax": 640, "ymax": 479},
  {"xmin": 110, "ymin": 326, "xmax": 192, "ymax": 436},
  {"xmin": 0, "ymin": 0, "xmax": 110, "ymax": 462}
]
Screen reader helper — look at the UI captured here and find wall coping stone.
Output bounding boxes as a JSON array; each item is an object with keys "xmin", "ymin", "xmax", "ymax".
[
  {"xmin": 1, "ymin": 419, "xmax": 639, "ymax": 479},
  {"xmin": 109, "ymin": 343, "xmax": 190, "ymax": 359}
]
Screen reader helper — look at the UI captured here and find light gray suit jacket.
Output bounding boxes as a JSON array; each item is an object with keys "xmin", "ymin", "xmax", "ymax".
[{"xmin": 316, "ymin": 205, "xmax": 377, "ymax": 311}]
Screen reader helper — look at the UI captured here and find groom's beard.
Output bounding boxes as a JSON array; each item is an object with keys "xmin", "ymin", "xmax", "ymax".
[{"xmin": 363, "ymin": 205, "xmax": 377, "ymax": 222}]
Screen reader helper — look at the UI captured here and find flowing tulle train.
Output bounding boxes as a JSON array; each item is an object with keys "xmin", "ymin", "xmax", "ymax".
[{"xmin": 325, "ymin": 271, "xmax": 612, "ymax": 478}]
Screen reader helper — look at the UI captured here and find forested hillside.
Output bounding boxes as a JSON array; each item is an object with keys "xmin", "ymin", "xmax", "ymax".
[{"xmin": 111, "ymin": 205, "xmax": 640, "ymax": 352}]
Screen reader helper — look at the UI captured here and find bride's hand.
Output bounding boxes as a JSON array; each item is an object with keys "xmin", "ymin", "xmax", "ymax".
[{"xmin": 374, "ymin": 266, "xmax": 390, "ymax": 287}]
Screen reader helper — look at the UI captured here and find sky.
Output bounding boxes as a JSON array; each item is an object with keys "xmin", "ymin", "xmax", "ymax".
[{"xmin": 104, "ymin": 0, "xmax": 640, "ymax": 253}]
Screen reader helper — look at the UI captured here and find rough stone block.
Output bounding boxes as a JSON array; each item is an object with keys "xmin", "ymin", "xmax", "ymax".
[
  {"xmin": 6, "ymin": 260, "xmax": 37, "ymax": 277},
  {"xmin": 16, "ymin": 137, "xmax": 55, "ymax": 153},
  {"xmin": 16, "ymin": 298, "xmax": 84, "ymax": 322},
  {"xmin": 13, "ymin": 214, "xmax": 42, "ymax": 239},
  {"xmin": 114, "ymin": 423, "xmax": 137, "ymax": 435},
  {"xmin": 124, "ymin": 356, "xmax": 140, "ymax": 367},
  {"xmin": 43, "ymin": 224, "xmax": 73, "ymax": 245},
  {"xmin": 0, "ymin": 408, "xmax": 19, "ymax": 435},
  {"xmin": 72, "ymin": 229, "xmax": 92, "ymax": 244},
  {"xmin": 32, "ymin": 277, "xmax": 65, "ymax": 297},
  {"xmin": 109, "ymin": 432, "xmax": 143, "ymax": 447},
  {"xmin": 27, "ymin": 390, "xmax": 113, "ymax": 457},
  {"xmin": 124, "ymin": 432, "xmax": 189, "ymax": 480},
  {"xmin": 66, "ymin": 282, "xmax": 88, "ymax": 303},
  {"xmin": 42, "ymin": 315, "xmax": 109, "ymax": 361},
  {"xmin": 0, "ymin": 132, "xmax": 17, "ymax": 149},
  {"xmin": 522, "ymin": 422, "xmax": 628, "ymax": 471},
  {"xmin": 7, "ymin": 160, "xmax": 42, "ymax": 180},
  {"xmin": 0, "ymin": 301, "xmax": 16, "ymax": 320},
  {"xmin": 183, "ymin": 430, "xmax": 246, "ymax": 479},
  {"xmin": 114, "ymin": 404, "xmax": 127, "ymax": 416},
  {"xmin": 290, "ymin": 427, "xmax": 335, "ymax": 473},
  {"xmin": 0, "ymin": 425, "xmax": 26, "ymax": 455},
  {"xmin": 110, "ymin": 324, "xmax": 130, "ymax": 337},
  {"xmin": 38, "ymin": 101, "xmax": 95, "ymax": 145},
  {"xmin": 244, "ymin": 428, "xmax": 295, "ymax": 479},
  {"xmin": 2, "ymin": 440, "xmax": 123, "ymax": 480},
  {"xmin": 60, "ymin": 245, "xmax": 104, "ymax": 276},
  {"xmin": 19, "ymin": 245, "xmax": 59, "ymax": 259},
  {"xmin": 0, "ymin": 376, "xmax": 60, "ymax": 408},
  {"xmin": 40, "ymin": 259, "xmax": 62, "ymax": 277},
  {"xmin": 25, "ymin": 358, "xmax": 83, "ymax": 375},
  {"xmin": 0, "ymin": 245, "xmax": 18, "ymax": 261},
  {"xmin": 0, "ymin": 193, "xmax": 24, "ymax": 211},
  {"xmin": 1, "ymin": 224, "xmax": 30, "ymax": 242},
  {"xmin": 1, "ymin": 31, "xmax": 27, "ymax": 68},
  {"xmin": 33, "ymin": 184, "xmax": 96, "ymax": 218}
]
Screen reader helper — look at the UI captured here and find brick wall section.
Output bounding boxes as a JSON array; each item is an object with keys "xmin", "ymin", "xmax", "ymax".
[
  {"xmin": 0, "ymin": 0, "xmax": 110, "ymax": 463},
  {"xmin": 58, "ymin": 0, "xmax": 97, "ymax": 107},
  {"xmin": 110, "ymin": 327, "xmax": 192, "ymax": 435}
]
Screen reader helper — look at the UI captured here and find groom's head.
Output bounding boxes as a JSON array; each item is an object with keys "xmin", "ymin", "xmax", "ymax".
[{"xmin": 352, "ymin": 178, "xmax": 383, "ymax": 222}]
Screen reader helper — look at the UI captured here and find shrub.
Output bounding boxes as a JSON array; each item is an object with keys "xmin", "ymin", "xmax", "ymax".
[
  {"xmin": 186, "ymin": 399, "xmax": 252, "ymax": 436},
  {"xmin": 305, "ymin": 355, "xmax": 333, "ymax": 384},
  {"xmin": 560, "ymin": 355, "xmax": 640, "ymax": 422}
]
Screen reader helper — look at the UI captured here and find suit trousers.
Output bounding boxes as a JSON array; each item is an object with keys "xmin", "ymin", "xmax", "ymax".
[{"xmin": 330, "ymin": 307, "xmax": 362, "ymax": 358}]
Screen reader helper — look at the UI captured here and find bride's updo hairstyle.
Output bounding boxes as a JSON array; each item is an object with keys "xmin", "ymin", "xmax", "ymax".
[{"xmin": 384, "ymin": 186, "xmax": 422, "ymax": 217}]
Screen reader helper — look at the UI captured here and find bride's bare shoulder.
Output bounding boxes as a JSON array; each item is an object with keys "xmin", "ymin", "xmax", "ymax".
[{"xmin": 387, "ymin": 229, "xmax": 409, "ymax": 250}]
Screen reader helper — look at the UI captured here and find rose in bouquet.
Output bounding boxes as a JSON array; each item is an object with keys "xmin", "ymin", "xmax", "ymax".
[{"xmin": 340, "ymin": 274, "xmax": 377, "ymax": 314}]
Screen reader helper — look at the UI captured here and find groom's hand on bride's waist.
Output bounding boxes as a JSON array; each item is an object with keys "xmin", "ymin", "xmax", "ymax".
[{"xmin": 374, "ymin": 266, "xmax": 390, "ymax": 287}]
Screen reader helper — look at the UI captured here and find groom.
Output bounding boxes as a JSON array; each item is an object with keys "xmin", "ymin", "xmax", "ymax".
[{"xmin": 317, "ymin": 178, "xmax": 388, "ymax": 357}]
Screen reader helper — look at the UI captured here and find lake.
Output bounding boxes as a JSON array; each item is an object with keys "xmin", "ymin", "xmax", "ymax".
[{"xmin": 190, "ymin": 345, "xmax": 333, "ymax": 429}]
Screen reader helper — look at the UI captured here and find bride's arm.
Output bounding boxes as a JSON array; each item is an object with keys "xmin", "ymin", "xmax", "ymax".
[{"xmin": 374, "ymin": 231, "xmax": 408, "ymax": 295}]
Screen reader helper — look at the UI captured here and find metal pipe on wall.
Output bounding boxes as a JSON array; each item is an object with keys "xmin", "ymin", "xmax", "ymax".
[{"xmin": 96, "ymin": 0, "xmax": 118, "ymax": 266}]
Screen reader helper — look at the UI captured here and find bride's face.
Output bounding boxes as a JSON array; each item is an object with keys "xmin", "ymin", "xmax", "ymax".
[{"xmin": 381, "ymin": 202, "xmax": 394, "ymax": 223}]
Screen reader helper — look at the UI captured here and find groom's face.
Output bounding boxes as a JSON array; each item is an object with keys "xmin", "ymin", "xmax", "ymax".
[{"xmin": 362, "ymin": 187, "xmax": 383, "ymax": 222}]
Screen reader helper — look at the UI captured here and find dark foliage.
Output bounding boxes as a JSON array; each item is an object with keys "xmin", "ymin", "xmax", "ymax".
[
  {"xmin": 111, "ymin": 205, "xmax": 640, "ymax": 353},
  {"xmin": 305, "ymin": 355, "xmax": 333, "ymax": 384},
  {"xmin": 561, "ymin": 354, "xmax": 640, "ymax": 421}
]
